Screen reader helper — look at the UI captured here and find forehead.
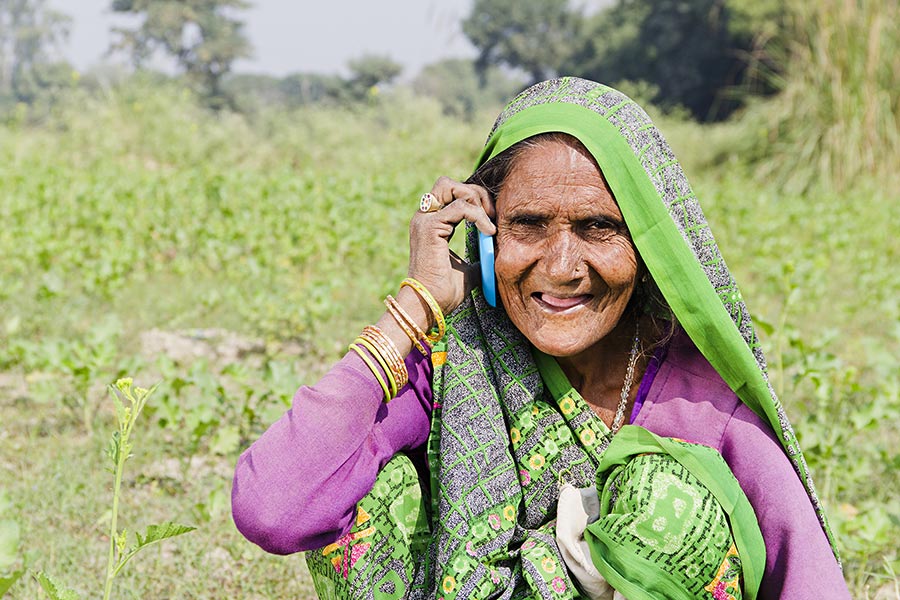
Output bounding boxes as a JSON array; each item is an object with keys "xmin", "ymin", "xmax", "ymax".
[{"xmin": 498, "ymin": 137, "xmax": 619, "ymax": 215}]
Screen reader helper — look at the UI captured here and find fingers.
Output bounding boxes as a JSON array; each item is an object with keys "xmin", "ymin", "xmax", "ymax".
[
  {"xmin": 449, "ymin": 249, "xmax": 481, "ymax": 294},
  {"xmin": 413, "ymin": 192, "xmax": 497, "ymax": 237},
  {"xmin": 430, "ymin": 176, "xmax": 496, "ymax": 220}
]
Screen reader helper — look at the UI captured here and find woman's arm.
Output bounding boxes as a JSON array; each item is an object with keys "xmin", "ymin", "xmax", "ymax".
[
  {"xmin": 232, "ymin": 178, "xmax": 495, "ymax": 555},
  {"xmin": 721, "ymin": 404, "xmax": 851, "ymax": 600},
  {"xmin": 231, "ymin": 347, "xmax": 433, "ymax": 554}
]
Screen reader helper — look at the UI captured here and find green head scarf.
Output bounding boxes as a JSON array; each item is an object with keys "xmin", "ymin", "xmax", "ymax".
[
  {"xmin": 305, "ymin": 77, "xmax": 837, "ymax": 600},
  {"xmin": 470, "ymin": 77, "xmax": 835, "ymax": 554}
]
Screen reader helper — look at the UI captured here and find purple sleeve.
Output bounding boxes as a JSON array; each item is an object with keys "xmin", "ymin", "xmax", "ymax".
[
  {"xmin": 721, "ymin": 404, "xmax": 851, "ymax": 600},
  {"xmin": 231, "ymin": 348, "xmax": 433, "ymax": 555}
]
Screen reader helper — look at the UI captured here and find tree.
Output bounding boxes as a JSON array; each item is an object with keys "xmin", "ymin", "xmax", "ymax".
[
  {"xmin": 413, "ymin": 58, "xmax": 524, "ymax": 120},
  {"xmin": 110, "ymin": 0, "xmax": 252, "ymax": 109},
  {"xmin": 346, "ymin": 54, "xmax": 402, "ymax": 98},
  {"xmin": 462, "ymin": 0, "xmax": 581, "ymax": 83},
  {"xmin": 564, "ymin": 0, "xmax": 785, "ymax": 120},
  {"xmin": 0, "ymin": 0, "xmax": 72, "ymax": 103}
]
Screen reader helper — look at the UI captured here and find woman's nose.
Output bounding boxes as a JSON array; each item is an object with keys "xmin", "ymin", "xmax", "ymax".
[{"xmin": 544, "ymin": 232, "xmax": 585, "ymax": 281}]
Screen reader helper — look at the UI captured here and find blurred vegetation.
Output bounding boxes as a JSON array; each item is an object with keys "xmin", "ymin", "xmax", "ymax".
[
  {"xmin": 462, "ymin": 0, "xmax": 581, "ymax": 83},
  {"xmin": 0, "ymin": 0, "xmax": 74, "ymax": 109},
  {"xmin": 747, "ymin": 0, "xmax": 900, "ymax": 192},
  {"xmin": 109, "ymin": 0, "xmax": 252, "ymax": 110},
  {"xmin": 1, "ymin": 0, "xmax": 899, "ymax": 597}
]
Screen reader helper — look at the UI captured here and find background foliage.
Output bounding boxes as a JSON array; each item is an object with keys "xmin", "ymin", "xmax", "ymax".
[{"xmin": 1, "ymin": 0, "xmax": 899, "ymax": 598}]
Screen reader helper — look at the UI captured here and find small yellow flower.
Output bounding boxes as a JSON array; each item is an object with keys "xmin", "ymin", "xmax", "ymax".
[
  {"xmin": 579, "ymin": 428, "xmax": 596, "ymax": 446},
  {"xmin": 529, "ymin": 454, "xmax": 545, "ymax": 469},
  {"xmin": 442, "ymin": 575, "xmax": 456, "ymax": 593},
  {"xmin": 503, "ymin": 505, "xmax": 516, "ymax": 522},
  {"xmin": 510, "ymin": 428, "xmax": 521, "ymax": 444},
  {"xmin": 559, "ymin": 396, "xmax": 574, "ymax": 414},
  {"xmin": 541, "ymin": 556, "xmax": 557, "ymax": 573}
]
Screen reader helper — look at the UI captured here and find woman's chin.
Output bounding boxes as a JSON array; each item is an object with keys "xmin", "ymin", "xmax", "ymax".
[{"xmin": 527, "ymin": 334, "xmax": 591, "ymax": 359}]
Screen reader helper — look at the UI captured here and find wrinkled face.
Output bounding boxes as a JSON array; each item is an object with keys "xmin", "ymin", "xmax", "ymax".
[{"xmin": 494, "ymin": 137, "xmax": 639, "ymax": 358}]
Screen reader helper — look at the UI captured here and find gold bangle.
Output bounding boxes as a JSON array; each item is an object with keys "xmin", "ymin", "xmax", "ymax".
[
  {"xmin": 400, "ymin": 278, "xmax": 445, "ymax": 343},
  {"xmin": 361, "ymin": 325, "xmax": 408, "ymax": 391},
  {"xmin": 348, "ymin": 343, "xmax": 390, "ymax": 402},
  {"xmin": 355, "ymin": 336, "xmax": 398, "ymax": 398},
  {"xmin": 362, "ymin": 325, "xmax": 408, "ymax": 389},
  {"xmin": 384, "ymin": 295, "xmax": 429, "ymax": 353}
]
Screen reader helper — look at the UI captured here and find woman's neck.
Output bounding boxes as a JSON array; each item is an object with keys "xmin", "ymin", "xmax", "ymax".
[{"xmin": 556, "ymin": 316, "xmax": 647, "ymax": 425}]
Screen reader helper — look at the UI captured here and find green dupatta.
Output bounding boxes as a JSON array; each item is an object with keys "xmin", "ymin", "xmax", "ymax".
[{"xmin": 305, "ymin": 78, "xmax": 837, "ymax": 599}]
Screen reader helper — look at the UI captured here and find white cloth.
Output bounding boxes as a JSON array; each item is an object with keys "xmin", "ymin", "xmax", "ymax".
[{"xmin": 555, "ymin": 483, "xmax": 627, "ymax": 600}]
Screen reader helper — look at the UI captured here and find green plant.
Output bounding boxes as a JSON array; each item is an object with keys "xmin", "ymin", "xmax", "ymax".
[
  {"xmin": 755, "ymin": 0, "xmax": 900, "ymax": 192},
  {"xmin": 0, "ymin": 492, "xmax": 24, "ymax": 598},
  {"xmin": 101, "ymin": 378, "xmax": 195, "ymax": 600},
  {"xmin": 30, "ymin": 379, "xmax": 195, "ymax": 600}
]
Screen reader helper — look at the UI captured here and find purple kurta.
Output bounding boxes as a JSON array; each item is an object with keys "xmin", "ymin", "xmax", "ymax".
[{"xmin": 232, "ymin": 331, "xmax": 850, "ymax": 599}]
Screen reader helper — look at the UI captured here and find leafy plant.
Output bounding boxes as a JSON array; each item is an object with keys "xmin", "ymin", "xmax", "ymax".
[
  {"xmin": 28, "ymin": 378, "xmax": 196, "ymax": 600},
  {"xmin": 0, "ymin": 491, "xmax": 24, "ymax": 598},
  {"xmin": 101, "ymin": 378, "xmax": 195, "ymax": 600}
]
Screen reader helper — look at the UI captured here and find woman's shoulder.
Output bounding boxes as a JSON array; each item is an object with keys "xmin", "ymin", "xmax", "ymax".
[{"xmin": 634, "ymin": 328, "xmax": 756, "ymax": 451}]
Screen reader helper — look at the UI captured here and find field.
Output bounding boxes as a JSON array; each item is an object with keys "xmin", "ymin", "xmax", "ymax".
[{"xmin": 1, "ymin": 81, "xmax": 899, "ymax": 598}]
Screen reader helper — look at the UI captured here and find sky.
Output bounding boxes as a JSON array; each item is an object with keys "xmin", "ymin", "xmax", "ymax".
[{"xmin": 49, "ymin": 0, "xmax": 480, "ymax": 79}]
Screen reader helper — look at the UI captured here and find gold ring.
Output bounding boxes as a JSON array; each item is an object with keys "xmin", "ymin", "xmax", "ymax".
[{"xmin": 419, "ymin": 192, "xmax": 441, "ymax": 213}]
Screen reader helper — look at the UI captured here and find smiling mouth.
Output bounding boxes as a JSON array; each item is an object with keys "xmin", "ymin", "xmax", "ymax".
[{"xmin": 533, "ymin": 293, "xmax": 593, "ymax": 312}]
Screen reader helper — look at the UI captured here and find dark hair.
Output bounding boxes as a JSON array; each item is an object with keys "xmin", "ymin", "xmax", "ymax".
[{"xmin": 466, "ymin": 132, "xmax": 677, "ymax": 351}]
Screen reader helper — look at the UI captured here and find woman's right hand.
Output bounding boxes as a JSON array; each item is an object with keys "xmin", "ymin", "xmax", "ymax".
[{"xmin": 406, "ymin": 177, "xmax": 496, "ymax": 319}]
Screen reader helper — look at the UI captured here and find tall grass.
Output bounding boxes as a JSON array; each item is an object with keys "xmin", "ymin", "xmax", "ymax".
[{"xmin": 756, "ymin": 0, "xmax": 900, "ymax": 192}]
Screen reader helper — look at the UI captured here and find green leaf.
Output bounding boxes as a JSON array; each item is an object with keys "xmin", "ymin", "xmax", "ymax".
[
  {"xmin": 0, "ymin": 520, "xmax": 19, "ymax": 572},
  {"xmin": 116, "ymin": 529, "xmax": 128, "ymax": 556},
  {"xmin": 113, "ymin": 522, "xmax": 196, "ymax": 577},
  {"xmin": 0, "ymin": 569, "xmax": 23, "ymax": 597},
  {"xmin": 132, "ymin": 522, "xmax": 195, "ymax": 552},
  {"xmin": 34, "ymin": 571, "xmax": 80, "ymax": 600},
  {"xmin": 209, "ymin": 425, "xmax": 240, "ymax": 456}
]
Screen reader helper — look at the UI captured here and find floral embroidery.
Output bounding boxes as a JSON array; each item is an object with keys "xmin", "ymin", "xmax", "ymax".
[
  {"xmin": 488, "ymin": 513, "xmax": 502, "ymax": 530},
  {"xmin": 541, "ymin": 556, "xmax": 557, "ymax": 573},
  {"xmin": 704, "ymin": 544, "xmax": 741, "ymax": 600},
  {"xmin": 544, "ymin": 439, "xmax": 559, "ymax": 455},
  {"xmin": 520, "ymin": 469, "xmax": 531, "ymax": 486},
  {"xmin": 510, "ymin": 427, "xmax": 521, "ymax": 444},
  {"xmin": 551, "ymin": 576, "xmax": 567, "ymax": 593},
  {"xmin": 321, "ymin": 504, "xmax": 377, "ymax": 579},
  {"xmin": 579, "ymin": 428, "xmax": 596, "ymax": 446}
]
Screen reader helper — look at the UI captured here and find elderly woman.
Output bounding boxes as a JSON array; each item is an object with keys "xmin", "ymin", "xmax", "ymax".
[{"xmin": 232, "ymin": 78, "xmax": 849, "ymax": 599}]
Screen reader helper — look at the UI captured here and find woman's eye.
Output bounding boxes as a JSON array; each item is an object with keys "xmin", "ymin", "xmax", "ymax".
[
  {"xmin": 510, "ymin": 215, "xmax": 545, "ymax": 228},
  {"xmin": 584, "ymin": 218, "xmax": 616, "ymax": 232}
]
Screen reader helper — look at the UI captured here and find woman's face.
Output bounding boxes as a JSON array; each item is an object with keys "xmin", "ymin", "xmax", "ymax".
[{"xmin": 494, "ymin": 137, "xmax": 639, "ymax": 358}]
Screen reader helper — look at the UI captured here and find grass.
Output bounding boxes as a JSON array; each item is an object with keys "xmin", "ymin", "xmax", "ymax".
[
  {"xmin": 1, "ymin": 79, "xmax": 899, "ymax": 598},
  {"xmin": 748, "ymin": 0, "xmax": 900, "ymax": 194}
]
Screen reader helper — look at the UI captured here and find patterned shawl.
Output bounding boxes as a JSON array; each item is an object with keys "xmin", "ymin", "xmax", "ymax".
[{"xmin": 306, "ymin": 78, "xmax": 836, "ymax": 600}]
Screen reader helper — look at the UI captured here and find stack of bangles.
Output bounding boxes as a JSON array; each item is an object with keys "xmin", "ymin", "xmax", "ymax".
[{"xmin": 349, "ymin": 278, "xmax": 446, "ymax": 402}]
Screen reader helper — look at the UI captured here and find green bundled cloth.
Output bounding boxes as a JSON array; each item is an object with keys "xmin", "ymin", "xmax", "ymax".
[{"xmin": 560, "ymin": 427, "xmax": 765, "ymax": 600}]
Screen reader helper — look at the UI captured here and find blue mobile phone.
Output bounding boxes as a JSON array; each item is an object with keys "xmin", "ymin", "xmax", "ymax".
[{"xmin": 478, "ymin": 231, "xmax": 497, "ymax": 307}]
